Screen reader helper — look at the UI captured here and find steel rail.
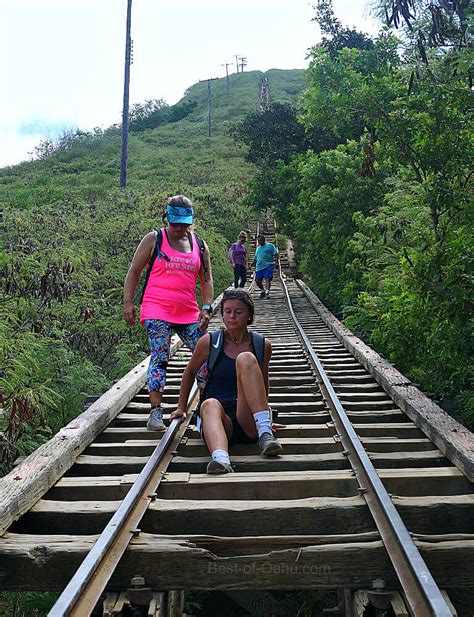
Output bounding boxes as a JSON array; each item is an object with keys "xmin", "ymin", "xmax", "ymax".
[
  {"xmin": 279, "ymin": 269, "xmax": 454, "ymax": 617},
  {"xmin": 48, "ymin": 384, "xmax": 199, "ymax": 617}
]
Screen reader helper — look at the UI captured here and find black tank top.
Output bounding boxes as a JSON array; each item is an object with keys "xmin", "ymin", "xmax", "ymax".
[{"xmin": 204, "ymin": 352, "xmax": 237, "ymax": 402}]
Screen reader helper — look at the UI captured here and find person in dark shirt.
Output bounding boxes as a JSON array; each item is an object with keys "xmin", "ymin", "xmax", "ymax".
[
  {"xmin": 170, "ymin": 289, "xmax": 284, "ymax": 473},
  {"xmin": 227, "ymin": 231, "xmax": 248, "ymax": 288}
]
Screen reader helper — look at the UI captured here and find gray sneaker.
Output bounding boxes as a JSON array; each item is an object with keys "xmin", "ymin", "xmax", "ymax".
[
  {"xmin": 206, "ymin": 459, "xmax": 235, "ymax": 474},
  {"xmin": 259, "ymin": 432, "xmax": 284, "ymax": 456},
  {"xmin": 147, "ymin": 406, "xmax": 165, "ymax": 431},
  {"xmin": 259, "ymin": 289, "xmax": 266, "ymax": 298}
]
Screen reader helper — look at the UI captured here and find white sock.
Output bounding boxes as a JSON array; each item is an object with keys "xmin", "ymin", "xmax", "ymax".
[
  {"xmin": 254, "ymin": 410, "xmax": 272, "ymax": 438},
  {"xmin": 211, "ymin": 449, "xmax": 231, "ymax": 465}
]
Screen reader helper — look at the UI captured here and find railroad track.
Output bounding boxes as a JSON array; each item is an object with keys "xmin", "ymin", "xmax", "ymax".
[{"xmin": 0, "ymin": 224, "xmax": 473, "ymax": 617}]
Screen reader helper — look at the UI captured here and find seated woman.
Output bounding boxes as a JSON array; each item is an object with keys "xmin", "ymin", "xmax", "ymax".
[{"xmin": 170, "ymin": 289, "xmax": 284, "ymax": 474}]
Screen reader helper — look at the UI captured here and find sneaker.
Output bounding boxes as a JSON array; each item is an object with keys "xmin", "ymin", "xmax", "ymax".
[
  {"xmin": 258, "ymin": 432, "xmax": 284, "ymax": 457},
  {"xmin": 259, "ymin": 289, "xmax": 266, "ymax": 298},
  {"xmin": 265, "ymin": 289, "xmax": 270, "ymax": 298},
  {"xmin": 206, "ymin": 459, "xmax": 235, "ymax": 474},
  {"xmin": 147, "ymin": 406, "xmax": 165, "ymax": 431}
]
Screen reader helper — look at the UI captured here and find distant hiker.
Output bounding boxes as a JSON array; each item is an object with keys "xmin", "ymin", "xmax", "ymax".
[
  {"xmin": 123, "ymin": 195, "xmax": 214, "ymax": 431},
  {"xmin": 170, "ymin": 289, "xmax": 284, "ymax": 474},
  {"xmin": 252, "ymin": 233, "xmax": 278, "ymax": 298},
  {"xmin": 227, "ymin": 231, "xmax": 248, "ymax": 288}
]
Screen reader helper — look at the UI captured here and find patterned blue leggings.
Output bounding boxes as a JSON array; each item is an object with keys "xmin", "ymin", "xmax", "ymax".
[{"xmin": 144, "ymin": 319, "xmax": 207, "ymax": 392}]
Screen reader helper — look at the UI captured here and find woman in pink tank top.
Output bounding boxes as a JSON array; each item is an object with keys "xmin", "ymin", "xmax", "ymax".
[{"xmin": 123, "ymin": 195, "xmax": 214, "ymax": 431}]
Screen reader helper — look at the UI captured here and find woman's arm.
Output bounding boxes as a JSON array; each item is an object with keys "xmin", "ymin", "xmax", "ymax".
[
  {"xmin": 123, "ymin": 232, "xmax": 155, "ymax": 324},
  {"xmin": 169, "ymin": 334, "xmax": 210, "ymax": 421},
  {"xmin": 198, "ymin": 242, "xmax": 214, "ymax": 330}
]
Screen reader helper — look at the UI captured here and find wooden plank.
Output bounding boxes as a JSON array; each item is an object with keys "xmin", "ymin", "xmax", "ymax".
[
  {"xmin": 352, "ymin": 590, "xmax": 369, "ymax": 617},
  {"xmin": 81, "ymin": 435, "xmax": 439, "ymax": 461},
  {"xmin": 167, "ymin": 590, "xmax": 184, "ymax": 617},
  {"xmin": 84, "ymin": 436, "xmax": 439, "ymax": 456},
  {"xmin": 148, "ymin": 592, "xmax": 164, "ymax": 617},
  {"xmin": 169, "ymin": 450, "xmax": 447, "ymax": 472},
  {"xmin": 298, "ymin": 280, "xmax": 474, "ymax": 482},
  {"xmin": 156, "ymin": 468, "xmax": 471, "ymax": 500},
  {"xmin": 170, "ymin": 453, "xmax": 348, "ymax": 472},
  {"xmin": 13, "ymin": 496, "xmax": 372, "ymax": 536},
  {"xmin": 0, "ymin": 534, "xmax": 473, "ymax": 591},
  {"xmin": 102, "ymin": 592, "xmax": 119, "ymax": 617},
  {"xmin": 390, "ymin": 591, "xmax": 410, "ymax": 617},
  {"xmin": 9, "ymin": 494, "xmax": 474, "ymax": 537}
]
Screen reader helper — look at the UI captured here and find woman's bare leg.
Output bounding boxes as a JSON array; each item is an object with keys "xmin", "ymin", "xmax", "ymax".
[
  {"xmin": 235, "ymin": 352, "xmax": 283, "ymax": 455},
  {"xmin": 235, "ymin": 352, "xmax": 267, "ymax": 438},
  {"xmin": 200, "ymin": 398, "xmax": 233, "ymax": 453}
]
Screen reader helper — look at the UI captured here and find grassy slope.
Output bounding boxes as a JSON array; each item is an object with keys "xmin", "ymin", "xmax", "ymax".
[{"xmin": 0, "ymin": 69, "xmax": 305, "ymax": 460}]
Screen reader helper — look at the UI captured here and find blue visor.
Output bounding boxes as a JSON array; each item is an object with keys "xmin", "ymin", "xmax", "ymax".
[{"xmin": 167, "ymin": 204, "xmax": 193, "ymax": 224}]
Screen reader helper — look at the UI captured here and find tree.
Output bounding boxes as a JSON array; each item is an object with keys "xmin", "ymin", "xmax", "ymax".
[
  {"xmin": 313, "ymin": 0, "xmax": 375, "ymax": 55},
  {"xmin": 230, "ymin": 102, "xmax": 341, "ymax": 168}
]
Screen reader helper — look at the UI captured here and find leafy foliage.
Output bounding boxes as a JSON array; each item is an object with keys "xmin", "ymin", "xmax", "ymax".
[
  {"xmin": 230, "ymin": 102, "xmax": 340, "ymax": 167},
  {"xmin": 232, "ymin": 2, "xmax": 473, "ymax": 428}
]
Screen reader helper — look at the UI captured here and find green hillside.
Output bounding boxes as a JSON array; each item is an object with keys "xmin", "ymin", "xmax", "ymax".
[{"xmin": 0, "ymin": 69, "xmax": 304, "ymax": 470}]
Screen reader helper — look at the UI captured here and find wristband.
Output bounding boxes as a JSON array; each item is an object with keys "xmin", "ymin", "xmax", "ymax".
[{"xmin": 202, "ymin": 304, "xmax": 212, "ymax": 314}]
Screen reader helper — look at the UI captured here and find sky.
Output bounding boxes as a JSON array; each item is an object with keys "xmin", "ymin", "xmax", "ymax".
[{"xmin": 0, "ymin": 0, "xmax": 380, "ymax": 168}]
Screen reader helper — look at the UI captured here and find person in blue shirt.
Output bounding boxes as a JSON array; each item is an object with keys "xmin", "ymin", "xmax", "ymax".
[{"xmin": 251, "ymin": 233, "xmax": 278, "ymax": 298}]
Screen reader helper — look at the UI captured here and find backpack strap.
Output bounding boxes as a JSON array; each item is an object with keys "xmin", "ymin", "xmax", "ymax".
[
  {"xmin": 250, "ymin": 331, "xmax": 265, "ymax": 369},
  {"xmin": 188, "ymin": 231, "xmax": 208, "ymax": 282},
  {"xmin": 207, "ymin": 329, "xmax": 225, "ymax": 375},
  {"xmin": 139, "ymin": 229, "xmax": 170, "ymax": 304}
]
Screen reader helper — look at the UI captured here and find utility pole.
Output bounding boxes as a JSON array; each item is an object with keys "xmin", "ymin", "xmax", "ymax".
[
  {"xmin": 119, "ymin": 0, "xmax": 133, "ymax": 188},
  {"xmin": 199, "ymin": 77, "xmax": 218, "ymax": 137},
  {"xmin": 240, "ymin": 57, "xmax": 247, "ymax": 72},
  {"xmin": 260, "ymin": 76, "xmax": 270, "ymax": 110},
  {"xmin": 221, "ymin": 63, "xmax": 231, "ymax": 95},
  {"xmin": 234, "ymin": 54, "xmax": 240, "ymax": 73}
]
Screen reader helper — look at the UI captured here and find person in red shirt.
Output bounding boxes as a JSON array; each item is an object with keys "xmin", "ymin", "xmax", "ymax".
[{"xmin": 123, "ymin": 195, "xmax": 214, "ymax": 431}]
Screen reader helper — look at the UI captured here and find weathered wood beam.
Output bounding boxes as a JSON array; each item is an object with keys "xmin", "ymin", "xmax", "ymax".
[
  {"xmin": 155, "ymin": 468, "xmax": 471, "ymax": 500},
  {"xmin": 0, "ymin": 534, "xmax": 473, "ymax": 591},
  {"xmin": 13, "ymin": 494, "xmax": 474, "ymax": 536},
  {"xmin": 167, "ymin": 451, "xmax": 447, "ymax": 473}
]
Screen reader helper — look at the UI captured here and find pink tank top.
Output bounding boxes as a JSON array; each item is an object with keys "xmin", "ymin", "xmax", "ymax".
[{"xmin": 140, "ymin": 229, "xmax": 201, "ymax": 324}]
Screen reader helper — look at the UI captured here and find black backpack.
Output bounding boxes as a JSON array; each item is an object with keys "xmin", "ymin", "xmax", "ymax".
[
  {"xmin": 206, "ymin": 328, "xmax": 265, "ymax": 381},
  {"xmin": 139, "ymin": 228, "xmax": 207, "ymax": 304}
]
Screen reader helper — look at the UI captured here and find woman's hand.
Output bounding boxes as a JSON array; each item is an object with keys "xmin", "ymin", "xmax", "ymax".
[
  {"xmin": 169, "ymin": 408, "xmax": 187, "ymax": 422},
  {"xmin": 198, "ymin": 309, "xmax": 211, "ymax": 332},
  {"xmin": 124, "ymin": 303, "xmax": 136, "ymax": 325}
]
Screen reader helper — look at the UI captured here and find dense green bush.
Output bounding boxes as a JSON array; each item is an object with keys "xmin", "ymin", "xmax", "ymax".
[{"xmin": 232, "ymin": 2, "xmax": 473, "ymax": 428}]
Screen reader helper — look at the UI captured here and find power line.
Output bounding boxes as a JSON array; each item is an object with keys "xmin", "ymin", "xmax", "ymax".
[
  {"xmin": 260, "ymin": 76, "xmax": 270, "ymax": 110},
  {"xmin": 199, "ymin": 77, "xmax": 218, "ymax": 137},
  {"xmin": 221, "ymin": 62, "xmax": 232, "ymax": 96},
  {"xmin": 120, "ymin": 0, "xmax": 133, "ymax": 188}
]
